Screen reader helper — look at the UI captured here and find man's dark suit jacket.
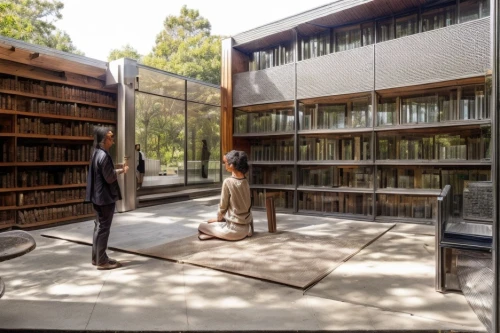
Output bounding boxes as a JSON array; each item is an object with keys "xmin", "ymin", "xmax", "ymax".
[{"xmin": 85, "ymin": 148, "xmax": 122, "ymax": 206}]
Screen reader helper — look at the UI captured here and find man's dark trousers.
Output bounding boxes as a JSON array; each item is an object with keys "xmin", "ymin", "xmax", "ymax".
[{"xmin": 92, "ymin": 203, "xmax": 116, "ymax": 265}]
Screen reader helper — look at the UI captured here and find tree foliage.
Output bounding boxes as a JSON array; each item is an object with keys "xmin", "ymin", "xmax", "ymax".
[
  {"xmin": 108, "ymin": 44, "xmax": 142, "ymax": 62},
  {"xmin": 142, "ymin": 5, "xmax": 222, "ymax": 85},
  {"xmin": 0, "ymin": 0, "xmax": 82, "ymax": 54}
]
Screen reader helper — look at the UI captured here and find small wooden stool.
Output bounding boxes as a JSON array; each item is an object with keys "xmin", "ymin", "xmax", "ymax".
[{"xmin": 266, "ymin": 197, "xmax": 277, "ymax": 233}]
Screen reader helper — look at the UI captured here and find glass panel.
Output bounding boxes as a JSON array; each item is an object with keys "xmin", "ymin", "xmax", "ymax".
[
  {"xmin": 377, "ymin": 18, "xmax": 394, "ymax": 42},
  {"xmin": 137, "ymin": 67, "xmax": 185, "ymax": 99},
  {"xmin": 235, "ymin": 108, "xmax": 294, "ymax": 134},
  {"xmin": 376, "ymin": 126, "xmax": 491, "ymax": 161},
  {"xmin": 299, "ymin": 133, "xmax": 371, "ymax": 161},
  {"xmin": 395, "ymin": 14, "xmax": 418, "ymax": 39},
  {"xmin": 377, "ymin": 194, "xmax": 437, "ymax": 220},
  {"xmin": 251, "ymin": 189, "xmax": 294, "ymax": 210},
  {"xmin": 350, "ymin": 99, "xmax": 372, "ymax": 128},
  {"xmin": 299, "ymin": 166, "xmax": 373, "ymax": 188},
  {"xmin": 135, "ymin": 92, "xmax": 185, "ymax": 186},
  {"xmin": 401, "ymin": 95, "xmax": 439, "ymax": 124},
  {"xmin": 459, "ymin": 0, "xmax": 490, "ymax": 23},
  {"xmin": 251, "ymin": 165, "xmax": 294, "ymax": 186},
  {"xmin": 186, "ymin": 81, "xmax": 220, "ymax": 106},
  {"xmin": 249, "ymin": 137, "xmax": 294, "ymax": 162},
  {"xmin": 422, "ymin": 5, "xmax": 456, "ymax": 32},
  {"xmin": 459, "ymin": 85, "xmax": 488, "ymax": 120},
  {"xmin": 361, "ymin": 22, "xmax": 374, "ymax": 46},
  {"xmin": 335, "ymin": 25, "xmax": 361, "ymax": 52},
  {"xmin": 280, "ymin": 43, "xmax": 294, "ymax": 65},
  {"xmin": 299, "ymin": 191, "xmax": 373, "ymax": 216},
  {"xmin": 377, "ymin": 97, "xmax": 396, "ymax": 126},
  {"xmin": 187, "ymin": 102, "xmax": 221, "ymax": 184}
]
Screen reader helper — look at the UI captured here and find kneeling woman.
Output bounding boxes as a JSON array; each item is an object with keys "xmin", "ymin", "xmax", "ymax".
[{"xmin": 198, "ymin": 150, "xmax": 253, "ymax": 241}]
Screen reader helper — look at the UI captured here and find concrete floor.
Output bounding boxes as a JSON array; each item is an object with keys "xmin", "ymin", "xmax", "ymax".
[{"xmin": 0, "ymin": 196, "xmax": 487, "ymax": 332}]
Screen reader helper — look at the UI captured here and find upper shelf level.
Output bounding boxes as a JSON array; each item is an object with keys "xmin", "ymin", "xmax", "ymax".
[{"xmin": 232, "ymin": 18, "xmax": 491, "ymax": 108}]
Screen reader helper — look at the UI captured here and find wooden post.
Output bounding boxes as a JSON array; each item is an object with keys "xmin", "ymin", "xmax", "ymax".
[{"xmin": 266, "ymin": 197, "xmax": 277, "ymax": 233}]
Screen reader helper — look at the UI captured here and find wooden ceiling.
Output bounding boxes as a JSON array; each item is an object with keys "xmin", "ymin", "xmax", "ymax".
[{"xmin": 0, "ymin": 36, "xmax": 108, "ymax": 79}]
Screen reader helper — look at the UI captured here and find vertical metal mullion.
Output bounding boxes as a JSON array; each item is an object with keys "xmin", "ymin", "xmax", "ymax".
[
  {"xmin": 293, "ymin": 27, "xmax": 299, "ymax": 214},
  {"xmin": 372, "ymin": 91, "xmax": 377, "ymax": 221},
  {"xmin": 184, "ymin": 79, "xmax": 188, "ymax": 186},
  {"xmin": 491, "ymin": 1, "xmax": 499, "ymax": 332}
]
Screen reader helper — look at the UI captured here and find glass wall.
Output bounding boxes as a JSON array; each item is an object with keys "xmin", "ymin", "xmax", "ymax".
[{"xmin": 135, "ymin": 66, "xmax": 221, "ymax": 188}]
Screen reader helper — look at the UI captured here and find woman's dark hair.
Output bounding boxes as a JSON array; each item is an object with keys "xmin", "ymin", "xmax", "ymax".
[
  {"xmin": 93, "ymin": 126, "xmax": 111, "ymax": 149},
  {"xmin": 225, "ymin": 150, "xmax": 249, "ymax": 174}
]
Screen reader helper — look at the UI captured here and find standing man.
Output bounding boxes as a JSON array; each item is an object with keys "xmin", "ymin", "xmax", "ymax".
[
  {"xmin": 85, "ymin": 127, "xmax": 128, "ymax": 270},
  {"xmin": 135, "ymin": 144, "xmax": 145, "ymax": 189}
]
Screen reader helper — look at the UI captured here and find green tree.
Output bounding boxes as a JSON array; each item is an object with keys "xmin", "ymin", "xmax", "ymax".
[
  {"xmin": 0, "ymin": 0, "xmax": 82, "ymax": 54},
  {"xmin": 108, "ymin": 44, "xmax": 142, "ymax": 62},
  {"xmin": 143, "ymin": 5, "xmax": 222, "ymax": 85}
]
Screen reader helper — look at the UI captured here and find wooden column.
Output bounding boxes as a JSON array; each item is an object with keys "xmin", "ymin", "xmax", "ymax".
[{"xmin": 220, "ymin": 38, "xmax": 248, "ymax": 154}]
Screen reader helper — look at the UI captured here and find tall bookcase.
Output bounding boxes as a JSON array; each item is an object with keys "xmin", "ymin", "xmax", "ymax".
[
  {"xmin": 223, "ymin": 0, "xmax": 492, "ymax": 223},
  {"xmin": 232, "ymin": 83, "xmax": 491, "ymax": 223},
  {"xmin": 0, "ymin": 60, "xmax": 117, "ymax": 230}
]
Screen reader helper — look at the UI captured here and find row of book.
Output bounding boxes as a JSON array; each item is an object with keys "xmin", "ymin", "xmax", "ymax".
[
  {"xmin": 0, "ymin": 193, "xmax": 14, "ymax": 206},
  {"xmin": 377, "ymin": 194, "xmax": 436, "ymax": 219},
  {"xmin": 299, "ymin": 102, "xmax": 372, "ymax": 130},
  {"xmin": 251, "ymin": 167, "xmax": 294, "ymax": 185},
  {"xmin": 17, "ymin": 203, "xmax": 93, "ymax": 225},
  {"xmin": 377, "ymin": 132, "xmax": 490, "ymax": 160},
  {"xmin": 0, "ymin": 171, "xmax": 14, "ymax": 188},
  {"xmin": 250, "ymin": 140, "xmax": 294, "ymax": 161},
  {"xmin": 251, "ymin": 189, "xmax": 294, "ymax": 209},
  {"xmin": 18, "ymin": 167, "xmax": 87, "ymax": 188},
  {"xmin": 234, "ymin": 109, "xmax": 295, "ymax": 134},
  {"xmin": 299, "ymin": 136, "xmax": 371, "ymax": 161},
  {"xmin": 17, "ymin": 118, "xmax": 102, "ymax": 137},
  {"xmin": 0, "ymin": 211, "xmax": 14, "ymax": 225},
  {"xmin": 1, "ymin": 142, "xmax": 15, "ymax": 162},
  {"xmin": 299, "ymin": 191, "xmax": 373, "ymax": 215},
  {"xmin": 300, "ymin": 166, "xmax": 373, "ymax": 188},
  {"xmin": 18, "ymin": 188, "xmax": 86, "ymax": 207},
  {"xmin": 1, "ymin": 94, "xmax": 116, "ymax": 121},
  {"xmin": 17, "ymin": 144, "xmax": 91, "ymax": 163},
  {"xmin": 0, "ymin": 76, "xmax": 116, "ymax": 105}
]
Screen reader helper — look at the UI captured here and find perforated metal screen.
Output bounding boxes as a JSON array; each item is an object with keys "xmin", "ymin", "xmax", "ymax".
[
  {"xmin": 233, "ymin": 63, "xmax": 295, "ymax": 107},
  {"xmin": 297, "ymin": 45, "xmax": 374, "ymax": 99},
  {"xmin": 375, "ymin": 18, "xmax": 491, "ymax": 90}
]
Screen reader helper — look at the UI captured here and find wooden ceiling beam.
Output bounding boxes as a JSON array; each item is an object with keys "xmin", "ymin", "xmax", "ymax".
[{"xmin": 0, "ymin": 42, "xmax": 106, "ymax": 79}]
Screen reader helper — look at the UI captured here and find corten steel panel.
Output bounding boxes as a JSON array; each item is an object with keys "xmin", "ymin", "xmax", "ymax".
[
  {"xmin": 297, "ymin": 45, "xmax": 374, "ymax": 99},
  {"xmin": 233, "ymin": 64, "xmax": 295, "ymax": 107},
  {"xmin": 375, "ymin": 18, "xmax": 491, "ymax": 90}
]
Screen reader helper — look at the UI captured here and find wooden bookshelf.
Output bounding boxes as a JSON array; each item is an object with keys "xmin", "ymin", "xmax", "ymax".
[{"xmin": 0, "ymin": 64, "xmax": 117, "ymax": 230}]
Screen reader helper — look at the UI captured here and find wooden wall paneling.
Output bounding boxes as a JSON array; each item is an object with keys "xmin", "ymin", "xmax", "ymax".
[{"xmin": 221, "ymin": 38, "xmax": 249, "ymax": 154}]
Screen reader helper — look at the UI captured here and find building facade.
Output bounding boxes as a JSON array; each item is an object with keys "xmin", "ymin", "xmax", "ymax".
[{"xmin": 221, "ymin": 0, "xmax": 491, "ymax": 223}]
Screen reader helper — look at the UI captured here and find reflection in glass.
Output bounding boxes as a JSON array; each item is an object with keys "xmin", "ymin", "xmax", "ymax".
[
  {"xmin": 395, "ymin": 14, "xmax": 418, "ymax": 39},
  {"xmin": 376, "ymin": 126, "xmax": 491, "ymax": 161},
  {"xmin": 377, "ymin": 18, "xmax": 394, "ymax": 42},
  {"xmin": 299, "ymin": 191, "xmax": 373, "ymax": 216},
  {"xmin": 137, "ymin": 67, "xmax": 185, "ymax": 99},
  {"xmin": 187, "ymin": 102, "xmax": 221, "ymax": 184},
  {"xmin": 377, "ymin": 194, "xmax": 436, "ymax": 220},
  {"xmin": 299, "ymin": 166, "xmax": 373, "ymax": 188},
  {"xmin": 187, "ymin": 81, "xmax": 220, "ymax": 106},
  {"xmin": 459, "ymin": 0, "xmax": 490, "ymax": 23},
  {"xmin": 422, "ymin": 5, "xmax": 456, "ymax": 32},
  {"xmin": 135, "ymin": 92, "xmax": 185, "ymax": 186}
]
